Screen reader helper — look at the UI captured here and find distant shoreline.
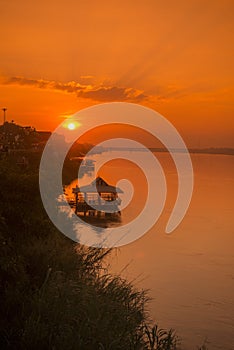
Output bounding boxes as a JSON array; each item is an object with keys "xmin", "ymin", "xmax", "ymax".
[{"xmin": 99, "ymin": 147, "xmax": 234, "ymax": 156}]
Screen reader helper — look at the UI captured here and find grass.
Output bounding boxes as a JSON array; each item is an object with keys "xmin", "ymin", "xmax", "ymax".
[{"xmin": 0, "ymin": 154, "xmax": 206, "ymax": 349}]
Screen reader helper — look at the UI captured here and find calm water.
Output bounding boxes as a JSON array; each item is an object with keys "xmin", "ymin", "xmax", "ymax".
[{"xmin": 67, "ymin": 152, "xmax": 234, "ymax": 349}]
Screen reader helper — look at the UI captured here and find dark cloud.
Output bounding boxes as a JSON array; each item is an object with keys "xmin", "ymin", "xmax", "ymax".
[
  {"xmin": 77, "ymin": 86, "xmax": 146, "ymax": 102},
  {"xmin": 3, "ymin": 76, "xmax": 84, "ymax": 93},
  {"xmin": 1, "ymin": 76, "xmax": 147, "ymax": 102}
]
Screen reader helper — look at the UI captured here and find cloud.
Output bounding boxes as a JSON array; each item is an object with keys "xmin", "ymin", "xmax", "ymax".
[
  {"xmin": 1, "ymin": 76, "xmax": 147, "ymax": 102},
  {"xmin": 77, "ymin": 86, "xmax": 146, "ymax": 102},
  {"xmin": 2, "ymin": 76, "xmax": 84, "ymax": 93},
  {"xmin": 3, "ymin": 75, "xmax": 211, "ymax": 103}
]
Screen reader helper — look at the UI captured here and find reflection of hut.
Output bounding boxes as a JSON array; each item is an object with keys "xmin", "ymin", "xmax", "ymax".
[{"xmin": 72, "ymin": 177, "xmax": 123, "ymax": 217}]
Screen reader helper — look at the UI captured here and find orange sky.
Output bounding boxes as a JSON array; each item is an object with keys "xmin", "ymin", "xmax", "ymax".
[{"xmin": 0, "ymin": 0, "xmax": 234, "ymax": 147}]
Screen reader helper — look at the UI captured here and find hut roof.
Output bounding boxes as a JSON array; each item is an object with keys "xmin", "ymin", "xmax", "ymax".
[{"xmin": 73, "ymin": 176, "xmax": 123, "ymax": 194}]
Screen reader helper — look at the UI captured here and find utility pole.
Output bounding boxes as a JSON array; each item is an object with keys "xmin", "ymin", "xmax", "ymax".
[
  {"xmin": 2, "ymin": 108, "xmax": 7, "ymax": 124},
  {"xmin": 1, "ymin": 108, "xmax": 7, "ymax": 147}
]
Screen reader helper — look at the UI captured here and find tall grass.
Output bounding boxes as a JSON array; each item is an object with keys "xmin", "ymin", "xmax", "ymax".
[{"xmin": 0, "ymin": 156, "xmax": 204, "ymax": 349}]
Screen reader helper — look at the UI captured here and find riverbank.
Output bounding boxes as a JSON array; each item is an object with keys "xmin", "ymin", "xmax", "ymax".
[{"xmin": 0, "ymin": 155, "xmax": 182, "ymax": 349}]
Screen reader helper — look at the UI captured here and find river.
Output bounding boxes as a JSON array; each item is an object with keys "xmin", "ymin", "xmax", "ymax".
[{"xmin": 66, "ymin": 152, "xmax": 234, "ymax": 349}]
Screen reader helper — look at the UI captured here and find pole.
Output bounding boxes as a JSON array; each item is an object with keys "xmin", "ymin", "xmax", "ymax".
[
  {"xmin": 2, "ymin": 108, "xmax": 7, "ymax": 124},
  {"xmin": 2, "ymin": 108, "xmax": 7, "ymax": 146}
]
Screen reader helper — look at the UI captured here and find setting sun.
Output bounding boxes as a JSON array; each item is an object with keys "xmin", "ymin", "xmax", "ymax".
[
  {"xmin": 63, "ymin": 119, "xmax": 81, "ymax": 131},
  {"xmin": 67, "ymin": 122, "xmax": 76, "ymax": 130}
]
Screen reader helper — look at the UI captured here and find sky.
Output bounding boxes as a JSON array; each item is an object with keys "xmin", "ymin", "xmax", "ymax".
[{"xmin": 0, "ymin": 0, "xmax": 234, "ymax": 147}]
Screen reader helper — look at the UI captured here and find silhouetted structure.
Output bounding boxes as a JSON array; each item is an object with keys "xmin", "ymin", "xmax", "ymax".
[
  {"xmin": 2, "ymin": 108, "xmax": 7, "ymax": 124},
  {"xmin": 72, "ymin": 177, "xmax": 123, "ymax": 217}
]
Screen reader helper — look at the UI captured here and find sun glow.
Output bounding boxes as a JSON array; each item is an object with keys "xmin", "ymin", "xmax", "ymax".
[
  {"xmin": 67, "ymin": 122, "xmax": 76, "ymax": 130},
  {"xmin": 63, "ymin": 119, "xmax": 81, "ymax": 130}
]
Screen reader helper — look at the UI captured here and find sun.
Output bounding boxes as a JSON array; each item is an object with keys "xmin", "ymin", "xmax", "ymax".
[
  {"xmin": 63, "ymin": 119, "xmax": 81, "ymax": 130},
  {"xmin": 67, "ymin": 122, "xmax": 76, "ymax": 130}
]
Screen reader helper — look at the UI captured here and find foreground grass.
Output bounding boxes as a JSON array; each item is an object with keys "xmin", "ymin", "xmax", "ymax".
[{"xmin": 0, "ymin": 156, "xmax": 205, "ymax": 349}]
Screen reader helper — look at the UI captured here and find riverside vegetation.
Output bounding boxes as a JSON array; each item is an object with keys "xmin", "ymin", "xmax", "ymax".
[{"xmin": 0, "ymin": 153, "xmax": 207, "ymax": 350}]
